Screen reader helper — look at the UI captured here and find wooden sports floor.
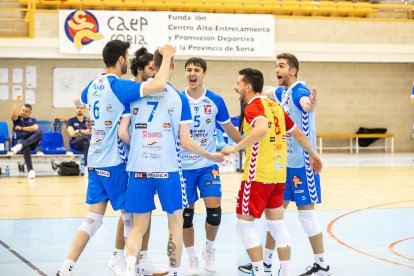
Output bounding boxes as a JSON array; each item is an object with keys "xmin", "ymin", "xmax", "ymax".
[{"xmin": 0, "ymin": 153, "xmax": 413, "ymax": 275}]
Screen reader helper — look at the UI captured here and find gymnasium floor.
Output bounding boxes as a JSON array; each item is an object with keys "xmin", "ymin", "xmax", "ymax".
[{"xmin": 0, "ymin": 152, "xmax": 413, "ymax": 276}]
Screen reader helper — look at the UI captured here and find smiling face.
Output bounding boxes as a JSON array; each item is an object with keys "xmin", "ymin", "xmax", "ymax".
[
  {"xmin": 275, "ymin": 58, "xmax": 297, "ymax": 88},
  {"xmin": 233, "ymin": 75, "xmax": 249, "ymax": 103},
  {"xmin": 185, "ymin": 63, "xmax": 205, "ymax": 90}
]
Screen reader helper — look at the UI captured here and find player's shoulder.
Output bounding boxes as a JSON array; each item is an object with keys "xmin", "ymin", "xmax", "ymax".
[
  {"xmin": 205, "ymin": 89, "xmax": 224, "ymax": 103},
  {"xmin": 293, "ymin": 82, "xmax": 311, "ymax": 94}
]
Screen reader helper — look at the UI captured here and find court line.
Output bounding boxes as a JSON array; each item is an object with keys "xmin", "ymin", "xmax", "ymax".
[
  {"xmin": 388, "ymin": 237, "xmax": 414, "ymax": 261},
  {"xmin": 327, "ymin": 200, "xmax": 414, "ymax": 270},
  {"xmin": 0, "ymin": 239, "xmax": 47, "ymax": 276}
]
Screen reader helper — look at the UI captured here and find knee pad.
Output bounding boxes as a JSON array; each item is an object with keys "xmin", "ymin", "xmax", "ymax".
[
  {"xmin": 298, "ymin": 210, "xmax": 321, "ymax": 237},
  {"xmin": 183, "ymin": 208, "xmax": 194, "ymax": 228},
  {"xmin": 206, "ymin": 206, "xmax": 222, "ymax": 226},
  {"xmin": 267, "ymin": 220, "xmax": 291, "ymax": 248},
  {"xmin": 78, "ymin": 212, "xmax": 103, "ymax": 238},
  {"xmin": 235, "ymin": 219, "xmax": 261, "ymax": 249},
  {"xmin": 122, "ymin": 213, "xmax": 133, "ymax": 237}
]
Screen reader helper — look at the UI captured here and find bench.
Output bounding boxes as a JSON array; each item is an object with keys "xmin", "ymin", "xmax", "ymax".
[{"xmin": 317, "ymin": 133, "xmax": 394, "ymax": 154}]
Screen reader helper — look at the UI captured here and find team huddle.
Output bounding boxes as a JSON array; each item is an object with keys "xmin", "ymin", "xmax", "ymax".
[{"xmin": 57, "ymin": 40, "xmax": 332, "ymax": 276}]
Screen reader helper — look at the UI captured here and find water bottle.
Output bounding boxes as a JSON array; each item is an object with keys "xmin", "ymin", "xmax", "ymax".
[
  {"xmin": 80, "ymin": 158, "xmax": 85, "ymax": 175},
  {"xmin": 5, "ymin": 165, "xmax": 10, "ymax": 177}
]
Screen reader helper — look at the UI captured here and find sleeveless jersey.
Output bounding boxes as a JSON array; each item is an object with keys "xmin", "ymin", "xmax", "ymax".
[
  {"xmin": 80, "ymin": 74, "xmax": 143, "ymax": 168},
  {"xmin": 274, "ymin": 81, "xmax": 317, "ymax": 168},
  {"xmin": 181, "ymin": 88, "xmax": 231, "ymax": 170},
  {"xmin": 126, "ymin": 82, "xmax": 192, "ymax": 172},
  {"xmin": 242, "ymin": 96, "xmax": 295, "ymax": 183}
]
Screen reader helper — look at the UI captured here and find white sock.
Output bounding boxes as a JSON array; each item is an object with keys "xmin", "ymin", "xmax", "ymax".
[
  {"xmin": 140, "ymin": 250, "xmax": 148, "ymax": 262},
  {"xmin": 205, "ymin": 239, "xmax": 215, "ymax": 251},
  {"xmin": 186, "ymin": 246, "xmax": 196, "ymax": 257},
  {"xmin": 279, "ymin": 261, "xmax": 290, "ymax": 276},
  {"xmin": 114, "ymin": 249, "xmax": 124, "ymax": 258},
  {"xmin": 60, "ymin": 259, "xmax": 75, "ymax": 274},
  {"xmin": 126, "ymin": 256, "xmax": 137, "ymax": 271},
  {"xmin": 168, "ymin": 266, "xmax": 180, "ymax": 275},
  {"xmin": 314, "ymin": 253, "xmax": 327, "ymax": 268},
  {"xmin": 263, "ymin": 248, "xmax": 274, "ymax": 266},
  {"xmin": 251, "ymin": 261, "xmax": 264, "ymax": 274}
]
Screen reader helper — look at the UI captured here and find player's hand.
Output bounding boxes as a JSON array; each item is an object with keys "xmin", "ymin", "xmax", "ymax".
[
  {"xmin": 15, "ymin": 95, "xmax": 22, "ymax": 101},
  {"xmin": 15, "ymin": 125, "xmax": 22, "ymax": 131},
  {"xmin": 309, "ymin": 86, "xmax": 317, "ymax": 106},
  {"xmin": 158, "ymin": 44, "xmax": 176, "ymax": 58},
  {"xmin": 221, "ymin": 145, "xmax": 237, "ymax": 155},
  {"xmin": 309, "ymin": 153, "xmax": 322, "ymax": 174},
  {"xmin": 208, "ymin": 152, "xmax": 225, "ymax": 163}
]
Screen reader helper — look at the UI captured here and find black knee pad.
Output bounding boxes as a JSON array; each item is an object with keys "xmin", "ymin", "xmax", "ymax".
[
  {"xmin": 206, "ymin": 206, "xmax": 222, "ymax": 226},
  {"xmin": 183, "ymin": 208, "xmax": 194, "ymax": 228}
]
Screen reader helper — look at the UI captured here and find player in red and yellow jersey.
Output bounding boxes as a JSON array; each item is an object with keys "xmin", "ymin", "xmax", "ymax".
[{"xmin": 221, "ymin": 68, "xmax": 322, "ymax": 276}]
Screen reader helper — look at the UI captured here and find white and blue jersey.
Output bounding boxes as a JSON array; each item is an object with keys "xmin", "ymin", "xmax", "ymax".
[
  {"xmin": 126, "ymin": 82, "xmax": 192, "ymax": 172},
  {"xmin": 274, "ymin": 82, "xmax": 317, "ymax": 168},
  {"xmin": 181, "ymin": 88, "xmax": 231, "ymax": 170},
  {"xmin": 80, "ymin": 74, "xmax": 143, "ymax": 168}
]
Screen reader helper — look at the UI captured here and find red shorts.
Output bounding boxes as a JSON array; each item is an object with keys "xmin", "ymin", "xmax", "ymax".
[{"xmin": 236, "ymin": 181, "xmax": 286, "ymax": 218}]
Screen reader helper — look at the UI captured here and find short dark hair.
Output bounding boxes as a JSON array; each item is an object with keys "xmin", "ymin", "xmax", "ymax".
[
  {"xmin": 130, "ymin": 47, "xmax": 154, "ymax": 77},
  {"xmin": 24, "ymin": 103, "xmax": 32, "ymax": 111},
  {"xmin": 277, "ymin": 53, "xmax": 299, "ymax": 74},
  {"xmin": 153, "ymin": 49, "xmax": 173, "ymax": 71},
  {"xmin": 238, "ymin": 68, "xmax": 264, "ymax": 93},
  {"xmin": 184, "ymin": 57, "xmax": 207, "ymax": 72},
  {"xmin": 102, "ymin": 40, "xmax": 130, "ymax": 67}
]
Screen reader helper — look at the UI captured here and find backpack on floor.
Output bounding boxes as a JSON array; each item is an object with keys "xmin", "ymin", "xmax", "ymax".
[{"xmin": 58, "ymin": 161, "xmax": 80, "ymax": 176}]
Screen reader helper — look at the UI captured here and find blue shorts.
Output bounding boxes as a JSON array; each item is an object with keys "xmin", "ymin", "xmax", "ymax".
[
  {"xmin": 182, "ymin": 164, "xmax": 222, "ymax": 205},
  {"xmin": 86, "ymin": 163, "xmax": 128, "ymax": 211},
  {"xmin": 125, "ymin": 171, "xmax": 188, "ymax": 214},
  {"xmin": 283, "ymin": 167, "xmax": 321, "ymax": 207}
]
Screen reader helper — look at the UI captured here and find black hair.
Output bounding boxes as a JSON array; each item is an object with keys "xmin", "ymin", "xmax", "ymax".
[
  {"xmin": 238, "ymin": 68, "xmax": 264, "ymax": 93},
  {"xmin": 276, "ymin": 53, "xmax": 299, "ymax": 75},
  {"xmin": 102, "ymin": 40, "xmax": 130, "ymax": 67},
  {"xmin": 184, "ymin": 57, "xmax": 207, "ymax": 72},
  {"xmin": 24, "ymin": 103, "xmax": 32, "ymax": 111},
  {"xmin": 130, "ymin": 47, "xmax": 154, "ymax": 77}
]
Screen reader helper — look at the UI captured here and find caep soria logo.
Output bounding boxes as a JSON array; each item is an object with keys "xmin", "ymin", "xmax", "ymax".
[{"xmin": 64, "ymin": 10, "xmax": 103, "ymax": 50}]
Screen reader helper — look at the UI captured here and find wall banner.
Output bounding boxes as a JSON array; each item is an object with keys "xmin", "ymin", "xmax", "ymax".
[{"xmin": 59, "ymin": 10, "xmax": 275, "ymax": 59}]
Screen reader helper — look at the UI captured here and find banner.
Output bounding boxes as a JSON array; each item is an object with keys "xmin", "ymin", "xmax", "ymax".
[{"xmin": 59, "ymin": 10, "xmax": 274, "ymax": 59}]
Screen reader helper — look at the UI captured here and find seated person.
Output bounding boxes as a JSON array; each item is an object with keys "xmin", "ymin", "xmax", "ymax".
[
  {"xmin": 10, "ymin": 95, "xmax": 42, "ymax": 179},
  {"xmin": 66, "ymin": 105, "xmax": 91, "ymax": 166}
]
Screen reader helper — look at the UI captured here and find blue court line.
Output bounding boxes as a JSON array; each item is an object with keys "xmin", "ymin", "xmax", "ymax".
[{"xmin": 0, "ymin": 239, "xmax": 47, "ymax": 276}]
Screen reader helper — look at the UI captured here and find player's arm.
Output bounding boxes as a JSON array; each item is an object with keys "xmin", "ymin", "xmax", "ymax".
[
  {"xmin": 22, "ymin": 123, "xmax": 38, "ymax": 132},
  {"xmin": 290, "ymin": 127, "xmax": 322, "ymax": 173},
  {"xmin": 179, "ymin": 123, "xmax": 225, "ymax": 163},
  {"xmin": 221, "ymin": 121, "xmax": 242, "ymax": 143},
  {"xmin": 262, "ymin": 85, "xmax": 277, "ymax": 101},
  {"xmin": 141, "ymin": 45, "xmax": 176, "ymax": 96},
  {"xmin": 299, "ymin": 86, "xmax": 317, "ymax": 113},
  {"xmin": 118, "ymin": 116, "xmax": 131, "ymax": 146},
  {"xmin": 11, "ymin": 95, "xmax": 21, "ymax": 121},
  {"xmin": 221, "ymin": 117, "xmax": 268, "ymax": 155}
]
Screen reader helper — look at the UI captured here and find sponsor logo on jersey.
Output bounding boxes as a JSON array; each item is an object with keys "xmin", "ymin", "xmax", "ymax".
[
  {"xmin": 147, "ymin": 140, "xmax": 157, "ymax": 146},
  {"xmin": 206, "ymin": 118, "xmax": 211, "ymax": 124},
  {"xmin": 142, "ymin": 152, "xmax": 161, "ymax": 159},
  {"xmin": 270, "ymin": 137, "xmax": 275, "ymax": 142},
  {"xmin": 191, "ymin": 129, "xmax": 207, "ymax": 138},
  {"xmin": 206, "ymin": 181, "xmax": 221, "ymax": 185},
  {"xmin": 94, "ymin": 129, "xmax": 105, "ymax": 135},
  {"xmin": 194, "ymin": 106, "xmax": 199, "ymax": 113},
  {"xmin": 204, "ymin": 105, "xmax": 211, "ymax": 114},
  {"xmin": 274, "ymin": 163, "xmax": 284, "ymax": 169},
  {"xmin": 134, "ymin": 172, "xmax": 169, "ymax": 179},
  {"xmin": 95, "ymin": 138, "xmax": 102, "ymax": 145},
  {"xmin": 292, "ymin": 175, "xmax": 302, "ymax": 187},
  {"xmin": 135, "ymin": 123, "xmax": 147, "ymax": 129},
  {"xmin": 106, "ymin": 104, "xmax": 113, "ymax": 112},
  {"xmin": 211, "ymin": 169, "xmax": 219, "ymax": 178},
  {"xmin": 63, "ymin": 10, "xmax": 102, "ymax": 50},
  {"xmin": 96, "ymin": 169, "xmax": 110, "ymax": 177},
  {"xmin": 163, "ymin": 122, "xmax": 171, "ymax": 129},
  {"xmin": 168, "ymin": 107, "xmax": 175, "ymax": 115},
  {"xmin": 181, "ymin": 154, "xmax": 199, "ymax": 160},
  {"xmin": 200, "ymin": 138, "xmax": 207, "ymax": 144},
  {"xmin": 91, "ymin": 120, "xmax": 95, "ymax": 126},
  {"xmin": 143, "ymin": 131, "xmax": 162, "ymax": 138},
  {"xmin": 105, "ymin": 120, "xmax": 112, "ymax": 127},
  {"xmin": 133, "ymin": 108, "xmax": 139, "ymax": 115}
]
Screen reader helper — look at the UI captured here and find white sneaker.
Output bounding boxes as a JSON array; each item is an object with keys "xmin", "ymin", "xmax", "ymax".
[
  {"xmin": 11, "ymin": 143, "xmax": 23, "ymax": 154},
  {"xmin": 135, "ymin": 265, "xmax": 144, "ymax": 276},
  {"xmin": 124, "ymin": 266, "xmax": 137, "ymax": 276},
  {"xmin": 188, "ymin": 256, "xmax": 200, "ymax": 275},
  {"xmin": 141, "ymin": 260, "xmax": 168, "ymax": 276},
  {"xmin": 108, "ymin": 253, "xmax": 126, "ymax": 276},
  {"xmin": 28, "ymin": 170, "xmax": 35, "ymax": 179},
  {"xmin": 201, "ymin": 246, "xmax": 216, "ymax": 273}
]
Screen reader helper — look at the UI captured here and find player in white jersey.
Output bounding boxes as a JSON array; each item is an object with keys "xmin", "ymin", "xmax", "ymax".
[
  {"xmin": 108, "ymin": 47, "xmax": 167, "ymax": 276},
  {"xmin": 119, "ymin": 51, "xmax": 225, "ymax": 276},
  {"xmin": 57, "ymin": 40, "xmax": 176, "ymax": 276},
  {"xmin": 238, "ymin": 53, "xmax": 331, "ymax": 276},
  {"xmin": 180, "ymin": 57, "xmax": 242, "ymax": 275}
]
